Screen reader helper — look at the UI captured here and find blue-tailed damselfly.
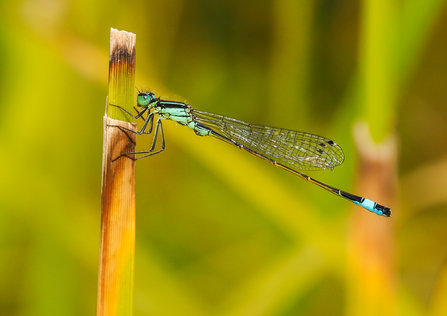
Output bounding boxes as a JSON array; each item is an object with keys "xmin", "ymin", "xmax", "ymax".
[{"xmin": 110, "ymin": 92, "xmax": 391, "ymax": 217}]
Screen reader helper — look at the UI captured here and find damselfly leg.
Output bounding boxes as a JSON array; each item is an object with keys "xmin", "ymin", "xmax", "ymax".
[{"xmin": 108, "ymin": 104, "xmax": 166, "ymax": 161}]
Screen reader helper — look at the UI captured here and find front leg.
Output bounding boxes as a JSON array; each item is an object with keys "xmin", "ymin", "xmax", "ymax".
[
  {"xmin": 109, "ymin": 103, "xmax": 148, "ymax": 120},
  {"xmin": 108, "ymin": 107, "xmax": 155, "ymax": 135}
]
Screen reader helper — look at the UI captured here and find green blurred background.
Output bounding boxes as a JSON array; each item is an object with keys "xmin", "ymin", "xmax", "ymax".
[{"xmin": 1, "ymin": 0, "xmax": 447, "ymax": 315}]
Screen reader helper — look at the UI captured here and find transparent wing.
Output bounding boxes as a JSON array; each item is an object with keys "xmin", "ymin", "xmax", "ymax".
[{"xmin": 192, "ymin": 109, "xmax": 345, "ymax": 171}]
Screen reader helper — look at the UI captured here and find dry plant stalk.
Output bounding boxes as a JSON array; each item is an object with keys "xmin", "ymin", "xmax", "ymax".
[{"xmin": 97, "ymin": 28, "xmax": 136, "ymax": 316}]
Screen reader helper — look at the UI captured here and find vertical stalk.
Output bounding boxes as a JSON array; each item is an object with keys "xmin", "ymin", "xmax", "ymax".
[
  {"xmin": 97, "ymin": 28, "xmax": 136, "ymax": 316},
  {"xmin": 346, "ymin": 1, "xmax": 397, "ymax": 316}
]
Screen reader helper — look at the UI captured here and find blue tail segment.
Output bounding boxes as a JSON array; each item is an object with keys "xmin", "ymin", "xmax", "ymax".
[
  {"xmin": 340, "ymin": 191, "xmax": 391, "ymax": 217},
  {"xmin": 357, "ymin": 198, "xmax": 391, "ymax": 217}
]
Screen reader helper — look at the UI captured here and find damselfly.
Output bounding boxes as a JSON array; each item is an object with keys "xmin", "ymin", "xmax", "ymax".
[{"xmin": 110, "ymin": 92, "xmax": 391, "ymax": 217}]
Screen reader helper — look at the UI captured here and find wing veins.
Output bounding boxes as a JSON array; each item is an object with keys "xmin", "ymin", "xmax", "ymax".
[{"xmin": 192, "ymin": 109, "xmax": 345, "ymax": 171}]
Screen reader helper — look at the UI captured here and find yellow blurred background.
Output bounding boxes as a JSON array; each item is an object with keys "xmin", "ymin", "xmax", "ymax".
[{"xmin": 1, "ymin": 0, "xmax": 447, "ymax": 315}]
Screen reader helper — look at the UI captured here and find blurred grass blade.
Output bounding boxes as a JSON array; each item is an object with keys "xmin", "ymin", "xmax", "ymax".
[{"xmin": 346, "ymin": 0, "xmax": 399, "ymax": 315}]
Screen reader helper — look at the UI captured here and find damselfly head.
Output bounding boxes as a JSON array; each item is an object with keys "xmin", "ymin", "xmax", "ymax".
[{"xmin": 137, "ymin": 92, "xmax": 158, "ymax": 108}]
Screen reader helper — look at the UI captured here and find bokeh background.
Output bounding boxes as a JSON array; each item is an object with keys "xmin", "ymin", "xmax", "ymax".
[{"xmin": 1, "ymin": 0, "xmax": 447, "ymax": 315}]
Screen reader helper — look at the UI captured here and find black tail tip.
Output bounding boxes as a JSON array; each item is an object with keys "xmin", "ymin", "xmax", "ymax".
[{"xmin": 377, "ymin": 204, "xmax": 391, "ymax": 217}]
